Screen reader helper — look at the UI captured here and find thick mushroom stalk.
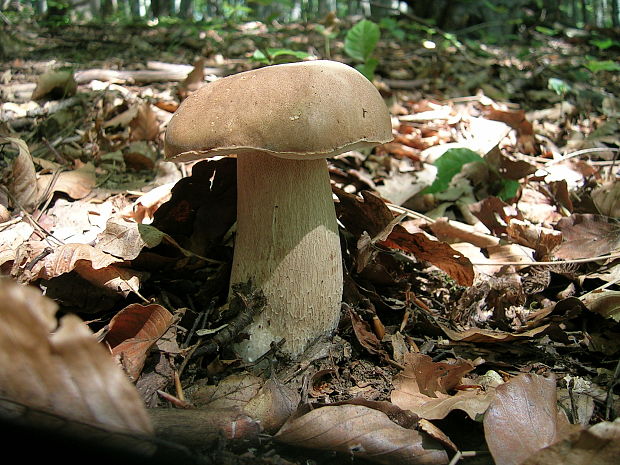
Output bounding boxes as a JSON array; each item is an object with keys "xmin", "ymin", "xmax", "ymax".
[
  {"xmin": 232, "ymin": 153, "xmax": 342, "ymax": 361},
  {"xmin": 164, "ymin": 60, "xmax": 393, "ymax": 361}
]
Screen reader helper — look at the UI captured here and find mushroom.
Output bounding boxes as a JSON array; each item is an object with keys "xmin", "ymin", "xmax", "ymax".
[{"xmin": 164, "ymin": 60, "xmax": 392, "ymax": 361}]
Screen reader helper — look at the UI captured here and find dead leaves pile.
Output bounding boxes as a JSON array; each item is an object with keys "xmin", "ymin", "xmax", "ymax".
[{"xmin": 1, "ymin": 21, "xmax": 620, "ymax": 465}]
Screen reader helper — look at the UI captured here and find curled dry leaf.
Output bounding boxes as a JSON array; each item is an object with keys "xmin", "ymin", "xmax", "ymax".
[
  {"xmin": 1, "ymin": 137, "xmax": 39, "ymax": 211},
  {"xmin": 483, "ymin": 373, "xmax": 573, "ymax": 465},
  {"xmin": 275, "ymin": 404, "xmax": 449, "ymax": 465},
  {"xmin": 334, "ymin": 188, "xmax": 473, "ymax": 286},
  {"xmin": 13, "ymin": 242, "xmax": 147, "ymax": 298},
  {"xmin": 0, "ymin": 279, "xmax": 152, "ymax": 434},
  {"xmin": 103, "ymin": 303, "xmax": 174, "ymax": 381},
  {"xmin": 391, "ymin": 352, "xmax": 492, "ymax": 420}
]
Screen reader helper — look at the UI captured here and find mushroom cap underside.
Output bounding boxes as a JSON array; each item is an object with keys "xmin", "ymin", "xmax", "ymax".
[{"xmin": 164, "ymin": 60, "xmax": 393, "ymax": 162}]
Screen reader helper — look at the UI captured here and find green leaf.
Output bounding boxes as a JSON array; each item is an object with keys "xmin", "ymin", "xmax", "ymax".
[
  {"xmin": 356, "ymin": 58, "xmax": 378, "ymax": 81},
  {"xmin": 584, "ymin": 60, "xmax": 620, "ymax": 73},
  {"xmin": 589, "ymin": 38, "xmax": 618, "ymax": 50},
  {"xmin": 251, "ymin": 48, "xmax": 311, "ymax": 65},
  {"xmin": 423, "ymin": 148, "xmax": 483, "ymax": 194},
  {"xmin": 548, "ymin": 77, "xmax": 571, "ymax": 95},
  {"xmin": 497, "ymin": 179, "xmax": 519, "ymax": 201},
  {"xmin": 344, "ymin": 19, "xmax": 380, "ymax": 62}
]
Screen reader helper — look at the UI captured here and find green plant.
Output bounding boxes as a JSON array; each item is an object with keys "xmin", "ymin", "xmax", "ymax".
[
  {"xmin": 423, "ymin": 148, "xmax": 519, "ymax": 201},
  {"xmin": 584, "ymin": 59, "xmax": 620, "ymax": 73},
  {"xmin": 344, "ymin": 19, "xmax": 380, "ymax": 81},
  {"xmin": 379, "ymin": 17, "xmax": 405, "ymax": 41},
  {"xmin": 251, "ymin": 48, "xmax": 312, "ymax": 65}
]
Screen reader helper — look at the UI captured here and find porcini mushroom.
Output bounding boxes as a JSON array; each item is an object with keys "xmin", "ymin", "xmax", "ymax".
[{"xmin": 165, "ymin": 60, "xmax": 392, "ymax": 361}]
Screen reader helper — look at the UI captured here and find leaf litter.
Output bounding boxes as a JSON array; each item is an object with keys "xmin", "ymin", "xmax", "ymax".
[{"xmin": 1, "ymin": 17, "xmax": 620, "ymax": 465}]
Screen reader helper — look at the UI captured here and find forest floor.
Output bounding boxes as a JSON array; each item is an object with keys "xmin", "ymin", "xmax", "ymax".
[{"xmin": 1, "ymin": 17, "xmax": 620, "ymax": 465}]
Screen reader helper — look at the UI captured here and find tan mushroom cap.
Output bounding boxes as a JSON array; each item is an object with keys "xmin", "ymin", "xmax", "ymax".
[{"xmin": 164, "ymin": 60, "xmax": 393, "ymax": 162}]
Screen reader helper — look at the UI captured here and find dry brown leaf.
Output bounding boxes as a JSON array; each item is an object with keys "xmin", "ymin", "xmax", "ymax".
[
  {"xmin": 189, "ymin": 374, "xmax": 299, "ymax": 433},
  {"xmin": 275, "ymin": 404, "xmax": 449, "ymax": 465},
  {"xmin": 554, "ymin": 214, "xmax": 620, "ymax": 260},
  {"xmin": 1, "ymin": 136, "xmax": 39, "ymax": 211},
  {"xmin": 470, "ymin": 196, "xmax": 523, "ymax": 236},
  {"xmin": 31, "ymin": 69, "xmax": 77, "ymax": 100},
  {"xmin": 521, "ymin": 419, "xmax": 620, "ymax": 465},
  {"xmin": 130, "ymin": 103, "xmax": 160, "ymax": 141},
  {"xmin": 592, "ymin": 181, "xmax": 620, "ymax": 218},
  {"xmin": 390, "ymin": 352, "xmax": 491, "ymax": 420},
  {"xmin": 37, "ymin": 162, "xmax": 96, "ymax": 200},
  {"xmin": 0, "ymin": 279, "xmax": 152, "ymax": 434},
  {"xmin": 348, "ymin": 307, "xmax": 388, "ymax": 358},
  {"xmin": 103, "ymin": 303, "xmax": 174, "ymax": 381},
  {"xmin": 483, "ymin": 373, "xmax": 571, "ymax": 465},
  {"xmin": 381, "ymin": 226, "xmax": 474, "ymax": 286},
  {"xmin": 429, "ymin": 218, "xmax": 500, "ymax": 248},
  {"xmin": 580, "ymin": 290, "xmax": 620, "ymax": 322},
  {"xmin": 439, "ymin": 324, "xmax": 550, "ymax": 342},
  {"xmin": 505, "ymin": 218, "xmax": 563, "ymax": 259},
  {"xmin": 13, "ymin": 242, "xmax": 147, "ymax": 298}
]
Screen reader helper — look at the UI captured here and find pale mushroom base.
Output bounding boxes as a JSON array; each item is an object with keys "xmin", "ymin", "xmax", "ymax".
[{"xmin": 231, "ymin": 153, "xmax": 343, "ymax": 362}]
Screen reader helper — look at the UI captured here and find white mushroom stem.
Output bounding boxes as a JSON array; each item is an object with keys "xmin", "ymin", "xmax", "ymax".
[{"xmin": 231, "ymin": 152, "xmax": 343, "ymax": 362}]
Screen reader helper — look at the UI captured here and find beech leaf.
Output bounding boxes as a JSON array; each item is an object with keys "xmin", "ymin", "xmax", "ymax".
[
  {"xmin": 0, "ymin": 279, "xmax": 152, "ymax": 434},
  {"xmin": 275, "ymin": 404, "xmax": 448, "ymax": 465}
]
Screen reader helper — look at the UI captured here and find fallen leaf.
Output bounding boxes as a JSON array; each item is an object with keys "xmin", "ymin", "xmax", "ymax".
[
  {"xmin": 381, "ymin": 226, "xmax": 474, "ymax": 286},
  {"xmin": 580, "ymin": 290, "xmax": 620, "ymax": 322},
  {"xmin": 521, "ymin": 418, "xmax": 620, "ymax": 465},
  {"xmin": 439, "ymin": 324, "xmax": 550, "ymax": 342},
  {"xmin": 189, "ymin": 374, "xmax": 299, "ymax": 433},
  {"xmin": 31, "ymin": 69, "xmax": 77, "ymax": 100},
  {"xmin": 554, "ymin": 214, "xmax": 620, "ymax": 260},
  {"xmin": 130, "ymin": 103, "xmax": 160, "ymax": 141},
  {"xmin": 103, "ymin": 303, "xmax": 174, "ymax": 381},
  {"xmin": 275, "ymin": 404, "xmax": 449, "ymax": 465},
  {"xmin": 0, "ymin": 279, "xmax": 152, "ymax": 434},
  {"xmin": 1, "ymin": 136, "xmax": 39, "ymax": 211},
  {"xmin": 483, "ymin": 373, "xmax": 570, "ymax": 465},
  {"xmin": 592, "ymin": 181, "xmax": 620, "ymax": 218},
  {"xmin": 37, "ymin": 162, "xmax": 97, "ymax": 199},
  {"xmin": 390, "ymin": 352, "xmax": 490, "ymax": 420},
  {"xmin": 13, "ymin": 242, "xmax": 147, "ymax": 298}
]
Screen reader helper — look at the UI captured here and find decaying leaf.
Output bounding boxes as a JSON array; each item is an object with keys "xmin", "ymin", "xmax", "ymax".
[
  {"xmin": 483, "ymin": 373, "xmax": 573, "ymax": 465},
  {"xmin": 37, "ymin": 162, "xmax": 97, "ymax": 200},
  {"xmin": 592, "ymin": 181, "xmax": 620, "ymax": 218},
  {"xmin": 439, "ymin": 324, "xmax": 550, "ymax": 343},
  {"xmin": 31, "ymin": 69, "xmax": 77, "ymax": 100},
  {"xmin": 554, "ymin": 214, "xmax": 620, "ymax": 260},
  {"xmin": 13, "ymin": 242, "xmax": 147, "ymax": 298},
  {"xmin": 188, "ymin": 374, "xmax": 299, "ymax": 433},
  {"xmin": 1, "ymin": 136, "xmax": 39, "ymax": 211},
  {"xmin": 130, "ymin": 103, "xmax": 160, "ymax": 141},
  {"xmin": 335, "ymin": 188, "xmax": 474, "ymax": 286},
  {"xmin": 103, "ymin": 303, "xmax": 174, "ymax": 381},
  {"xmin": 391, "ymin": 352, "xmax": 492, "ymax": 420},
  {"xmin": 521, "ymin": 418, "xmax": 620, "ymax": 465},
  {"xmin": 0, "ymin": 279, "xmax": 153, "ymax": 434},
  {"xmin": 580, "ymin": 290, "xmax": 620, "ymax": 322},
  {"xmin": 275, "ymin": 404, "xmax": 449, "ymax": 465}
]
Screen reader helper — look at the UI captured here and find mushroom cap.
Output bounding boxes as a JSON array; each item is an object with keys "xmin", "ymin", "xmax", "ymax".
[{"xmin": 164, "ymin": 60, "xmax": 392, "ymax": 162}]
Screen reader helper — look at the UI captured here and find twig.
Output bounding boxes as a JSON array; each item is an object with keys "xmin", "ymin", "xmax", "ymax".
[{"xmin": 188, "ymin": 284, "xmax": 266, "ymax": 360}]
